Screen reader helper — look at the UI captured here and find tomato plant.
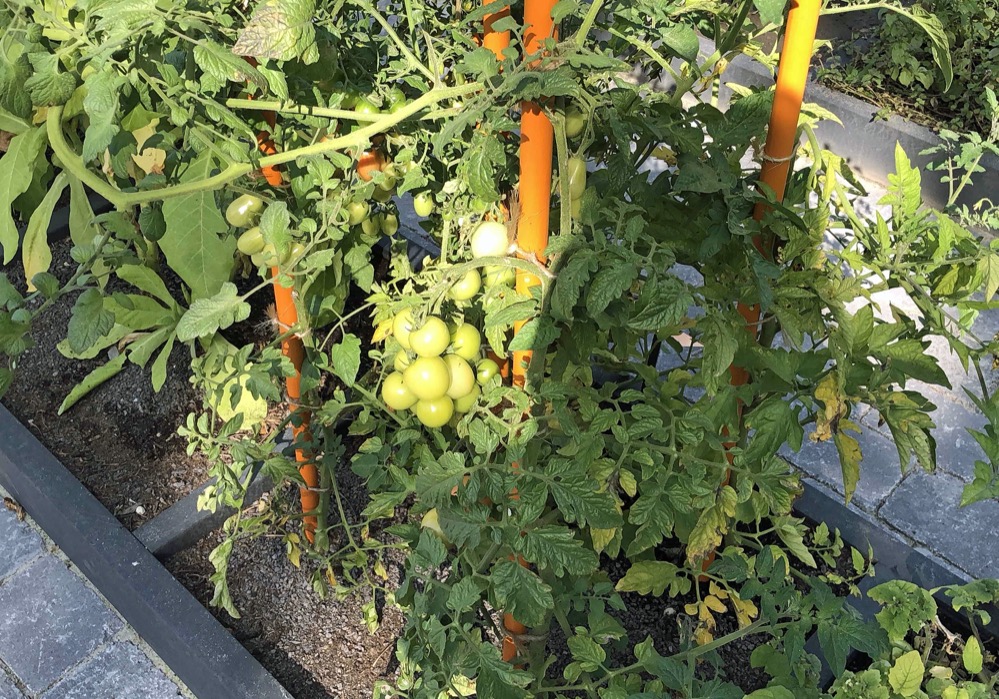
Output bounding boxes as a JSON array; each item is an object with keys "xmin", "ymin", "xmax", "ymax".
[{"xmin": 1, "ymin": 0, "xmax": 999, "ymax": 696}]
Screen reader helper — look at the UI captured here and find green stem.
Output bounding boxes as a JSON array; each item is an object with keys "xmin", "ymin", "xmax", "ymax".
[
  {"xmin": 574, "ymin": 0, "xmax": 604, "ymax": 47},
  {"xmin": 352, "ymin": 0, "xmax": 436, "ymax": 81},
  {"xmin": 47, "ymin": 83, "xmax": 481, "ymax": 208}
]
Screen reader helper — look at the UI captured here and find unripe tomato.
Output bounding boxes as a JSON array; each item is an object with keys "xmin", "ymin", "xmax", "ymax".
[
  {"xmin": 347, "ymin": 201, "xmax": 369, "ymax": 226},
  {"xmin": 404, "ymin": 357, "xmax": 451, "ymax": 400},
  {"xmin": 476, "ymin": 358, "xmax": 500, "ymax": 385},
  {"xmin": 565, "ymin": 106, "xmax": 586, "ymax": 139},
  {"xmin": 416, "ymin": 396, "xmax": 454, "ymax": 428},
  {"xmin": 288, "ymin": 242, "xmax": 306, "ymax": 260},
  {"xmin": 444, "ymin": 354, "xmax": 476, "ymax": 399},
  {"xmin": 377, "ymin": 175, "xmax": 397, "ymax": 193},
  {"xmin": 413, "ymin": 191, "xmax": 435, "ymax": 217},
  {"xmin": 385, "ymin": 87, "xmax": 408, "ymax": 114},
  {"xmin": 372, "ymin": 186, "xmax": 393, "ymax": 203},
  {"xmin": 353, "ymin": 96, "xmax": 380, "ymax": 118},
  {"xmin": 410, "ymin": 317, "xmax": 450, "ymax": 357},
  {"xmin": 484, "ymin": 265, "xmax": 516, "ymax": 287},
  {"xmin": 448, "ymin": 269, "xmax": 481, "ymax": 301},
  {"xmin": 259, "ymin": 242, "xmax": 281, "ymax": 267},
  {"xmin": 470, "ymin": 221, "xmax": 509, "ymax": 259},
  {"xmin": 357, "ymin": 150, "xmax": 386, "ymax": 182},
  {"xmin": 236, "ymin": 226, "xmax": 265, "ymax": 255},
  {"xmin": 453, "ymin": 384, "xmax": 480, "ymax": 413},
  {"xmin": 393, "ymin": 309, "xmax": 415, "ymax": 349},
  {"xmin": 449, "ymin": 324, "xmax": 481, "ymax": 361},
  {"xmin": 380, "ymin": 213, "xmax": 400, "ymax": 236},
  {"xmin": 361, "ymin": 216, "xmax": 381, "ymax": 236},
  {"xmin": 226, "ymin": 194, "xmax": 264, "ymax": 228},
  {"xmin": 382, "ymin": 372, "xmax": 417, "ymax": 410},
  {"xmin": 571, "ymin": 197, "xmax": 582, "ymax": 220},
  {"xmin": 393, "ymin": 350, "xmax": 411, "ymax": 372},
  {"xmin": 567, "ymin": 156, "xmax": 586, "ymax": 199}
]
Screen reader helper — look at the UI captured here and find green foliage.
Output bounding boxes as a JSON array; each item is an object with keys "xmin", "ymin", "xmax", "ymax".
[
  {"xmin": 823, "ymin": 0, "xmax": 998, "ymax": 135},
  {"xmin": 0, "ymin": 0, "xmax": 997, "ymax": 695}
]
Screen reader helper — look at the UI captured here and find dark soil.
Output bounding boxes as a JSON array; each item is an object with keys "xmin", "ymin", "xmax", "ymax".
[{"xmin": 2, "ymin": 237, "xmax": 206, "ymax": 525}]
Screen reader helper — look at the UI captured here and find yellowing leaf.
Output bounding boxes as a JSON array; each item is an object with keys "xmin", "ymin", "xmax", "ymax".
[
  {"xmin": 693, "ymin": 626, "xmax": 714, "ymax": 647},
  {"xmin": 372, "ymin": 319, "xmax": 393, "ymax": 343},
  {"xmin": 888, "ymin": 650, "xmax": 925, "ymax": 697},
  {"xmin": 590, "ymin": 527, "xmax": 616, "ymax": 554},
  {"xmin": 686, "ymin": 485, "xmax": 737, "ymax": 564},
  {"xmin": 730, "ymin": 594, "xmax": 759, "ymax": 629},
  {"xmin": 811, "ymin": 372, "xmax": 846, "ymax": 443},
  {"xmin": 704, "ymin": 595, "xmax": 727, "ymax": 614},
  {"xmin": 963, "ymin": 635, "xmax": 983, "ymax": 674}
]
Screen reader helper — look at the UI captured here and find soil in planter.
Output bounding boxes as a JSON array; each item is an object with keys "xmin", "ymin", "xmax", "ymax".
[
  {"xmin": 1, "ymin": 238, "xmax": 211, "ymax": 524},
  {"xmin": 167, "ymin": 480, "xmax": 408, "ymax": 699}
]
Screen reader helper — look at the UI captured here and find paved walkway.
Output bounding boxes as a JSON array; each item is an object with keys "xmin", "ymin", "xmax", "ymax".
[{"xmin": 0, "ymin": 486, "xmax": 190, "ymax": 699}]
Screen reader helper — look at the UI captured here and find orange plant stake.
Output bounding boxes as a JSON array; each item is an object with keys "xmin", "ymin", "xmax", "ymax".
[
  {"xmin": 503, "ymin": 0, "xmax": 556, "ymax": 665},
  {"xmin": 243, "ymin": 56, "xmax": 319, "ymax": 542},
  {"xmin": 703, "ymin": 0, "xmax": 821, "ymax": 576}
]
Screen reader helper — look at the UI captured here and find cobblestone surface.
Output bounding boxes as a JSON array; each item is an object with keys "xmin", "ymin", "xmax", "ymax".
[{"xmin": 0, "ymin": 494, "xmax": 190, "ymax": 699}]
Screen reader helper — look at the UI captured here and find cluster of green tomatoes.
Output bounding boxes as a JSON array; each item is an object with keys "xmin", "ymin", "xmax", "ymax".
[
  {"xmin": 380, "ymin": 219, "xmax": 518, "ymax": 428},
  {"xmin": 226, "ymin": 194, "xmax": 307, "ymax": 267}
]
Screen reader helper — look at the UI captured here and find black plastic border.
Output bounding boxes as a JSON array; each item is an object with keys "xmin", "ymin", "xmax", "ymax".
[{"xmin": 0, "ymin": 404, "xmax": 292, "ymax": 699}]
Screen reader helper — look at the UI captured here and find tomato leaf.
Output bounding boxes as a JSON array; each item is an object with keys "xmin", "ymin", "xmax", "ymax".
[
  {"xmin": 68, "ymin": 288, "xmax": 115, "ymax": 354},
  {"xmin": 160, "ymin": 153, "xmax": 236, "ymax": 299},
  {"xmin": 515, "ymin": 525, "xmax": 597, "ymax": 576},
  {"xmin": 176, "ymin": 283, "xmax": 251, "ymax": 342},
  {"xmin": 888, "ymin": 650, "xmax": 924, "ymax": 697},
  {"xmin": 0, "ymin": 127, "xmax": 47, "ymax": 264},
  {"xmin": 330, "ymin": 333, "xmax": 361, "ymax": 386},
  {"xmin": 58, "ymin": 352, "xmax": 128, "ymax": 415},
  {"xmin": 22, "ymin": 172, "xmax": 67, "ymax": 290},
  {"xmin": 490, "ymin": 558, "xmax": 552, "ymax": 627},
  {"xmin": 232, "ymin": 0, "xmax": 320, "ymax": 65}
]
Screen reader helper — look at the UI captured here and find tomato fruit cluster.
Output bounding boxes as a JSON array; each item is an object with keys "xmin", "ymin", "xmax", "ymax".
[{"xmin": 382, "ymin": 311, "xmax": 493, "ymax": 428}]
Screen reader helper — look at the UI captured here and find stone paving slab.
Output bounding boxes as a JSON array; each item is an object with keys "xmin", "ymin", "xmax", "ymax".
[
  {"xmin": 879, "ymin": 469, "xmax": 999, "ymax": 580},
  {"xmin": 0, "ymin": 556, "xmax": 123, "ymax": 694},
  {"xmin": 0, "ymin": 507, "xmax": 43, "ymax": 580},
  {"xmin": 41, "ymin": 642, "xmax": 183, "ymax": 699},
  {"xmin": 0, "ymin": 672, "xmax": 23, "ymax": 699},
  {"xmin": 781, "ymin": 423, "xmax": 906, "ymax": 513}
]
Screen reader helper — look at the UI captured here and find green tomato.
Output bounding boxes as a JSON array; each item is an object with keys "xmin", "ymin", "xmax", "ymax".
[
  {"xmin": 225, "ymin": 194, "xmax": 264, "ymax": 228},
  {"xmin": 413, "ymin": 191, "xmax": 435, "ymax": 217},
  {"xmin": 453, "ymin": 384, "xmax": 480, "ymax": 413},
  {"xmin": 567, "ymin": 156, "xmax": 587, "ymax": 199},
  {"xmin": 404, "ymin": 357, "xmax": 451, "ymax": 400},
  {"xmin": 565, "ymin": 106, "xmax": 586, "ymax": 139},
  {"xmin": 382, "ymin": 371, "xmax": 417, "ymax": 410},
  {"xmin": 571, "ymin": 197, "xmax": 582, "ymax": 220},
  {"xmin": 361, "ymin": 216, "xmax": 381, "ymax": 236},
  {"xmin": 448, "ymin": 269, "xmax": 481, "ymax": 301},
  {"xmin": 385, "ymin": 87, "xmax": 408, "ymax": 113},
  {"xmin": 354, "ymin": 96, "xmax": 380, "ymax": 117},
  {"xmin": 250, "ymin": 252, "xmax": 266, "ymax": 267},
  {"xmin": 236, "ymin": 226, "xmax": 265, "ymax": 255},
  {"xmin": 470, "ymin": 221, "xmax": 509, "ymax": 259},
  {"xmin": 259, "ymin": 242, "xmax": 281, "ymax": 267},
  {"xmin": 484, "ymin": 265, "xmax": 516, "ymax": 287},
  {"xmin": 444, "ymin": 354, "xmax": 475, "ymax": 399},
  {"xmin": 347, "ymin": 201, "xmax": 370, "ymax": 226},
  {"xmin": 377, "ymin": 174, "xmax": 397, "ymax": 192},
  {"xmin": 393, "ymin": 309, "xmax": 415, "ymax": 349},
  {"xmin": 410, "ymin": 317, "xmax": 450, "ymax": 357},
  {"xmin": 450, "ymin": 324, "xmax": 481, "ymax": 361},
  {"xmin": 393, "ymin": 350, "xmax": 412, "ymax": 372},
  {"xmin": 371, "ymin": 185, "xmax": 394, "ymax": 203},
  {"xmin": 476, "ymin": 358, "xmax": 500, "ymax": 385},
  {"xmin": 380, "ymin": 213, "xmax": 400, "ymax": 236},
  {"xmin": 415, "ymin": 396, "xmax": 454, "ymax": 428}
]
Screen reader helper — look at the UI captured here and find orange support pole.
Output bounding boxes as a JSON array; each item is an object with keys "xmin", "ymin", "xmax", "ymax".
[
  {"xmin": 704, "ymin": 0, "xmax": 821, "ymax": 577},
  {"xmin": 503, "ymin": 0, "xmax": 556, "ymax": 665},
  {"xmin": 271, "ymin": 278, "xmax": 319, "ymax": 542},
  {"xmin": 243, "ymin": 56, "xmax": 318, "ymax": 543}
]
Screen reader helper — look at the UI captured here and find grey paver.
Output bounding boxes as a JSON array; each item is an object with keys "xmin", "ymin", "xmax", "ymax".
[
  {"xmin": 929, "ymin": 399, "xmax": 988, "ymax": 482},
  {"xmin": 781, "ymin": 426, "xmax": 907, "ymax": 512},
  {"xmin": 0, "ymin": 506, "xmax": 43, "ymax": 580},
  {"xmin": 880, "ymin": 469, "xmax": 999, "ymax": 579},
  {"xmin": 0, "ymin": 556, "xmax": 123, "ymax": 694},
  {"xmin": 0, "ymin": 672, "xmax": 25, "ymax": 699},
  {"xmin": 41, "ymin": 642, "xmax": 182, "ymax": 699}
]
